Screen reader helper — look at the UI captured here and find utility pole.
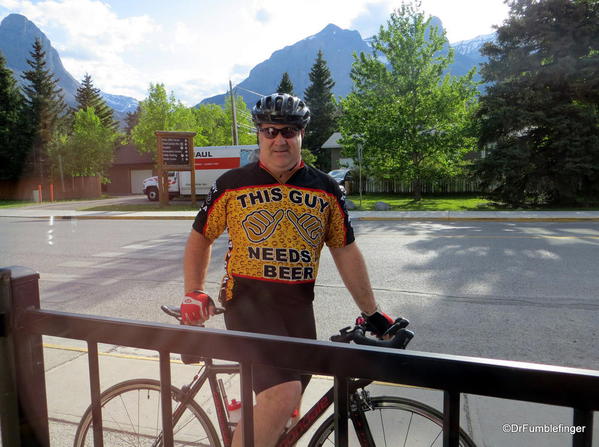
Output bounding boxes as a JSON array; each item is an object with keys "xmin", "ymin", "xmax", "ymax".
[{"xmin": 229, "ymin": 80, "xmax": 239, "ymax": 145}]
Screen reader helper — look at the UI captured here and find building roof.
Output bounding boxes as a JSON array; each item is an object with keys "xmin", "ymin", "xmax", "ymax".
[
  {"xmin": 321, "ymin": 132, "xmax": 342, "ymax": 149},
  {"xmin": 113, "ymin": 144, "xmax": 154, "ymax": 165}
]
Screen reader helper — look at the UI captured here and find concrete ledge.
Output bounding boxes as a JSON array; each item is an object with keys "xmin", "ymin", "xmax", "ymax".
[{"xmin": 2, "ymin": 209, "xmax": 599, "ymax": 222}]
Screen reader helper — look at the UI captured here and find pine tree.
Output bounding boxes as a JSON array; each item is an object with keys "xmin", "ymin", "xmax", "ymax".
[
  {"xmin": 75, "ymin": 73, "xmax": 117, "ymax": 130},
  {"xmin": 0, "ymin": 51, "xmax": 29, "ymax": 180},
  {"xmin": 276, "ymin": 72, "xmax": 295, "ymax": 95},
  {"xmin": 304, "ymin": 50, "xmax": 338, "ymax": 171},
  {"xmin": 125, "ymin": 105, "xmax": 140, "ymax": 136},
  {"xmin": 21, "ymin": 38, "xmax": 68, "ymax": 182},
  {"xmin": 476, "ymin": 0, "xmax": 599, "ymax": 206}
]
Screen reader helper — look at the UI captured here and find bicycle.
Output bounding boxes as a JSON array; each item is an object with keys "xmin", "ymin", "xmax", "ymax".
[{"xmin": 73, "ymin": 306, "xmax": 477, "ymax": 447}]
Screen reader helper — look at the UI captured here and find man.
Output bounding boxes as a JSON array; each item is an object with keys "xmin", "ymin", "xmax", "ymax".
[{"xmin": 182, "ymin": 93, "xmax": 396, "ymax": 446}]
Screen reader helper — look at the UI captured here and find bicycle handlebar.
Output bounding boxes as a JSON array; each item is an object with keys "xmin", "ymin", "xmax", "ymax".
[
  {"xmin": 331, "ymin": 318, "xmax": 414, "ymax": 350},
  {"xmin": 160, "ymin": 304, "xmax": 225, "ymax": 323},
  {"xmin": 162, "ymin": 305, "xmax": 413, "ymax": 350}
]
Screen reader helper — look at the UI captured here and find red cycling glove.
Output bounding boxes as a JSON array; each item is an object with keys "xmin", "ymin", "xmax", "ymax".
[{"xmin": 181, "ymin": 290, "xmax": 214, "ymax": 324}]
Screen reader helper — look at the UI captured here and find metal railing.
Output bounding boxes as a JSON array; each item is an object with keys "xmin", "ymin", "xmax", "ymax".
[{"xmin": 1, "ymin": 266, "xmax": 598, "ymax": 447}]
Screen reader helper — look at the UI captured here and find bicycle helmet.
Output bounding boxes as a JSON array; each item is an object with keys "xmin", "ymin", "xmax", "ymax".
[{"xmin": 251, "ymin": 93, "xmax": 311, "ymax": 128}]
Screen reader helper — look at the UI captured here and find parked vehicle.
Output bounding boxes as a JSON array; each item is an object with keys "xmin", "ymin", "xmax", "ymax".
[
  {"xmin": 327, "ymin": 168, "xmax": 352, "ymax": 185},
  {"xmin": 142, "ymin": 145, "xmax": 259, "ymax": 201},
  {"xmin": 327, "ymin": 168, "xmax": 352, "ymax": 195}
]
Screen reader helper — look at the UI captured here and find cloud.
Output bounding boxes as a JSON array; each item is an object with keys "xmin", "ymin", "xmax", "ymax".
[
  {"xmin": 349, "ymin": 1, "xmax": 393, "ymax": 39},
  {"xmin": 255, "ymin": 8, "xmax": 269, "ymax": 23},
  {"xmin": 1, "ymin": 0, "xmax": 507, "ymax": 105}
]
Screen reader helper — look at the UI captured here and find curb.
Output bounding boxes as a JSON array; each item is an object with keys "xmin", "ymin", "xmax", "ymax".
[
  {"xmin": 3, "ymin": 210, "xmax": 599, "ymax": 222},
  {"xmin": 2, "ymin": 214, "xmax": 599, "ymax": 222}
]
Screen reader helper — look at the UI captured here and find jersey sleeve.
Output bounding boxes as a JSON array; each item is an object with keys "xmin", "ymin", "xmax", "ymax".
[
  {"xmin": 192, "ymin": 180, "xmax": 227, "ymax": 240},
  {"xmin": 325, "ymin": 186, "xmax": 355, "ymax": 248}
]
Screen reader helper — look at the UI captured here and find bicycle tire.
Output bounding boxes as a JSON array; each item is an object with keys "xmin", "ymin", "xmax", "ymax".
[
  {"xmin": 73, "ymin": 378, "xmax": 221, "ymax": 447},
  {"xmin": 307, "ymin": 395, "xmax": 476, "ymax": 447}
]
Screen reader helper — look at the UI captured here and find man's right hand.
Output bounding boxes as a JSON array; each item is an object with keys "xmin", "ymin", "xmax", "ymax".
[{"xmin": 181, "ymin": 290, "xmax": 214, "ymax": 325}]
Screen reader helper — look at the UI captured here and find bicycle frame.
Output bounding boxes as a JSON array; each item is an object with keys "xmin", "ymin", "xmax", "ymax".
[
  {"xmin": 175, "ymin": 359, "xmax": 376, "ymax": 447},
  {"xmin": 276, "ymin": 378, "xmax": 373, "ymax": 447},
  {"xmin": 174, "ymin": 357, "xmax": 240, "ymax": 447}
]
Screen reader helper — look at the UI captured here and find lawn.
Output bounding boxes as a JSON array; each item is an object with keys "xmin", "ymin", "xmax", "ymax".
[
  {"xmin": 0, "ymin": 200, "xmax": 39, "ymax": 208},
  {"xmin": 346, "ymin": 194, "xmax": 498, "ymax": 211},
  {"xmin": 3, "ymin": 194, "xmax": 598, "ymax": 212}
]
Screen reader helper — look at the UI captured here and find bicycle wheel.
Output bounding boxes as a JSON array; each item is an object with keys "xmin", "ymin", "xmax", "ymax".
[
  {"xmin": 308, "ymin": 395, "xmax": 476, "ymax": 447},
  {"xmin": 73, "ymin": 379, "xmax": 221, "ymax": 447}
]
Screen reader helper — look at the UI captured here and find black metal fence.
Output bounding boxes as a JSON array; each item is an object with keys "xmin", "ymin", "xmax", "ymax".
[
  {"xmin": 1, "ymin": 266, "xmax": 598, "ymax": 447},
  {"xmin": 347, "ymin": 177, "xmax": 480, "ymax": 195}
]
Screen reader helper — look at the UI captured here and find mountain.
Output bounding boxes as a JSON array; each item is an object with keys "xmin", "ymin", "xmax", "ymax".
[
  {"xmin": 448, "ymin": 33, "xmax": 495, "ymax": 80},
  {"xmin": 0, "ymin": 13, "xmax": 137, "ymax": 120},
  {"xmin": 199, "ymin": 22, "xmax": 494, "ymax": 107},
  {"xmin": 199, "ymin": 24, "xmax": 372, "ymax": 107}
]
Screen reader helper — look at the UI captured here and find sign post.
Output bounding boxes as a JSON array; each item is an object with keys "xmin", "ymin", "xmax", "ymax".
[{"xmin": 155, "ymin": 131, "xmax": 197, "ymax": 207}]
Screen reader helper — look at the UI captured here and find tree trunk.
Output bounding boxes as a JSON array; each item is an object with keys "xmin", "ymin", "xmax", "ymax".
[{"xmin": 412, "ymin": 178, "xmax": 422, "ymax": 201}]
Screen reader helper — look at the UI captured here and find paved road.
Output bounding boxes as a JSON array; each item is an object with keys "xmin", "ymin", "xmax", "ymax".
[
  {"xmin": 2, "ymin": 217, "xmax": 598, "ymax": 446},
  {"xmin": 2, "ymin": 217, "xmax": 598, "ymax": 367}
]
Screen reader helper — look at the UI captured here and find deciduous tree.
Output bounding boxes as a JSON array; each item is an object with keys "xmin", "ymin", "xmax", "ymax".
[
  {"xmin": 131, "ymin": 83, "xmax": 206, "ymax": 156},
  {"xmin": 340, "ymin": 2, "xmax": 478, "ymax": 200},
  {"xmin": 49, "ymin": 107, "xmax": 117, "ymax": 179}
]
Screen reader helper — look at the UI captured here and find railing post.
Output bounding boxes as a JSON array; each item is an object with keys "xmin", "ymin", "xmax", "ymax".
[
  {"xmin": 86, "ymin": 342, "xmax": 103, "ymax": 447},
  {"xmin": 572, "ymin": 408, "xmax": 593, "ymax": 447},
  {"xmin": 159, "ymin": 351, "xmax": 174, "ymax": 447},
  {"xmin": 0, "ymin": 266, "xmax": 50, "ymax": 446},
  {"xmin": 1, "ymin": 268, "xmax": 21, "ymax": 447},
  {"xmin": 334, "ymin": 376, "xmax": 349, "ymax": 447},
  {"xmin": 443, "ymin": 390, "xmax": 460, "ymax": 447},
  {"xmin": 240, "ymin": 362, "xmax": 254, "ymax": 447}
]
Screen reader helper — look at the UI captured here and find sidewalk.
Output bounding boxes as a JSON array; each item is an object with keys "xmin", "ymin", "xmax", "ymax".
[
  {"xmin": 2, "ymin": 207, "xmax": 599, "ymax": 221},
  {"xmin": 40, "ymin": 337, "xmax": 598, "ymax": 447}
]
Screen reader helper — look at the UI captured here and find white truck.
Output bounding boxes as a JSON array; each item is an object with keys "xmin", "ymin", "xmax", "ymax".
[{"xmin": 142, "ymin": 144, "xmax": 259, "ymax": 201}]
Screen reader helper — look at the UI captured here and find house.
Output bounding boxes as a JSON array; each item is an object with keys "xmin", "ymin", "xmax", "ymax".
[
  {"xmin": 104, "ymin": 144, "xmax": 155, "ymax": 195},
  {"xmin": 321, "ymin": 132, "xmax": 355, "ymax": 170}
]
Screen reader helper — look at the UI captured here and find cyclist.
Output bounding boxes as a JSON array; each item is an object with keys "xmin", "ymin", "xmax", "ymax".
[{"xmin": 182, "ymin": 92, "xmax": 398, "ymax": 447}]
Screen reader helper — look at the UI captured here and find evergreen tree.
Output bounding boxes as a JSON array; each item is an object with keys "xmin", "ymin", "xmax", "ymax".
[
  {"xmin": 304, "ymin": 50, "xmax": 337, "ymax": 171},
  {"xmin": 75, "ymin": 73, "xmax": 117, "ymax": 130},
  {"xmin": 125, "ymin": 105, "xmax": 140, "ymax": 136},
  {"xmin": 276, "ymin": 72, "xmax": 295, "ymax": 95},
  {"xmin": 21, "ymin": 38, "xmax": 68, "ymax": 183},
  {"xmin": 476, "ymin": 0, "xmax": 599, "ymax": 206},
  {"xmin": 0, "ymin": 51, "xmax": 29, "ymax": 180}
]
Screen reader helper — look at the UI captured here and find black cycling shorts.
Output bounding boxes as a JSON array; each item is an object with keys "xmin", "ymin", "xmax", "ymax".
[{"xmin": 224, "ymin": 294, "xmax": 316, "ymax": 395}]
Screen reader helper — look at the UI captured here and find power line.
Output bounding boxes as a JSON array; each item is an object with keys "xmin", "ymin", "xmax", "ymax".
[{"xmin": 234, "ymin": 86, "xmax": 266, "ymax": 98}]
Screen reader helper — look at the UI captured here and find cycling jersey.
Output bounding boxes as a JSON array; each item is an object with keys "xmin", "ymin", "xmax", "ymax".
[{"xmin": 192, "ymin": 161, "xmax": 354, "ymax": 304}]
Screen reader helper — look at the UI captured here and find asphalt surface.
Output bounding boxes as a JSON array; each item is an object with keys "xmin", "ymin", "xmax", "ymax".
[{"xmin": 2, "ymin": 196, "xmax": 599, "ymax": 446}]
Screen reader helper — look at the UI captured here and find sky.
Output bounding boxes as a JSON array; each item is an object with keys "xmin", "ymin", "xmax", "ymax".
[{"xmin": 0, "ymin": 0, "xmax": 510, "ymax": 106}]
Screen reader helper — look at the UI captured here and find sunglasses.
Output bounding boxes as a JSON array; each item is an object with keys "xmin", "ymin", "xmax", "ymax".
[{"xmin": 258, "ymin": 127, "xmax": 300, "ymax": 139}]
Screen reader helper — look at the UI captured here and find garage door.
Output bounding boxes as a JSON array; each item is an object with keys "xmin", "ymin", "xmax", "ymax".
[{"xmin": 130, "ymin": 169, "xmax": 153, "ymax": 194}]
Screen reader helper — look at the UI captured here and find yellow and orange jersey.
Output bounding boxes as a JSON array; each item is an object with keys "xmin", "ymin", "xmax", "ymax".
[{"xmin": 192, "ymin": 162, "xmax": 354, "ymax": 304}]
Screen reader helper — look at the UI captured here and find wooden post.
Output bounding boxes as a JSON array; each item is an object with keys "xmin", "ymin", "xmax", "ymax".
[{"xmin": 155, "ymin": 131, "xmax": 197, "ymax": 207}]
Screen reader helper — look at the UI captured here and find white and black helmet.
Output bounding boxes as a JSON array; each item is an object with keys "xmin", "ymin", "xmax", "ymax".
[{"xmin": 251, "ymin": 93, "xmax": 311, "ymax": 128}]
